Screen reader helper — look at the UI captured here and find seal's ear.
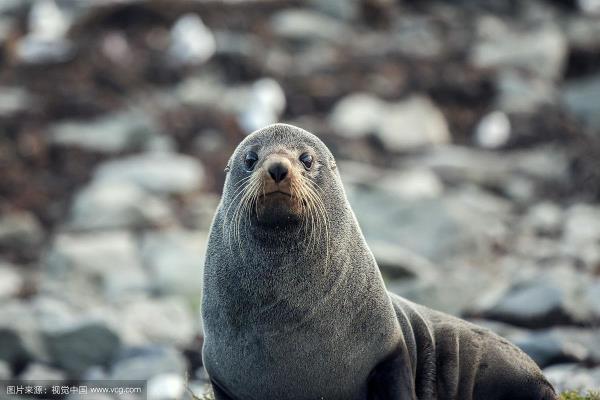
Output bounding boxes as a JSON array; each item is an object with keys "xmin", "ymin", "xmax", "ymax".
[
  {"xmin": 224, "ymin": 164, "xmax": 231, "ymax": 173},
  {"xmin": 330, "ymin": 160, "xmax": 337, "ymax": 170}
]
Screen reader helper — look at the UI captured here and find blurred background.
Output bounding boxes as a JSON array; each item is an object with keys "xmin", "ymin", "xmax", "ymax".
[{"xmin": 0, "ymin": 0, "xmax": 600, "ymax": 398}]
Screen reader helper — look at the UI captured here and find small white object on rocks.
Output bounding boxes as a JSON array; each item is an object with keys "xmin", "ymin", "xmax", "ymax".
[
  {"xmin": 17, "ymin": 0, "xmax": 72, "ymax": 63},
  {"xmin": 147, "ymin": 373, "xmax": 186, "ymax": 400},
  {"xmin": 329, "ymin": 93, "xmax": 385, "ymax": 138},
  {"xmin": 475, "ymin": 111, "xmax": 511, "ymax": 149},
  {"xmin": 169, "ymin": 13, "xmax": 216, "ymax": 65}
]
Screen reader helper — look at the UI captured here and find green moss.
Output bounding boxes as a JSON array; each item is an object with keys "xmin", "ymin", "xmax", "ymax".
[{"xmin": 561, "ymin": 391, "xmax": 600, "ymax": 400}]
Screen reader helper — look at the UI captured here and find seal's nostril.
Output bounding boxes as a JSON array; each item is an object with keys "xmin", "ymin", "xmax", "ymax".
[{"xmin": 268, "ymin": 163, "xmax": 288, "ymax": 183}]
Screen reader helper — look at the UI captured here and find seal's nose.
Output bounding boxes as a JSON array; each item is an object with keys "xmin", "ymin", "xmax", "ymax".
[{"xmin": 268, "ymin": 163, "xmax": 288, "ymax": 183}]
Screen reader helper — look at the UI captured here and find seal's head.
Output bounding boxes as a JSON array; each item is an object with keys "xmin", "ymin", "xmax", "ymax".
[{"xmin": 221, "ymin": 123, "xmax": 340, "ymax": 244}]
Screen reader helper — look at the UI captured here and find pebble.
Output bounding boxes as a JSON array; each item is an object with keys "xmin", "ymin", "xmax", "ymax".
[{"xmin": 169, "ymin": 13, "xmax": 216, "ymax": 65}]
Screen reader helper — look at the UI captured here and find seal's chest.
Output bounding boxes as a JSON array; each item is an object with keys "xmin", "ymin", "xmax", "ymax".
[{"xmin": 204, "ymin": 330, "xmax": 372, "ymax": 400}]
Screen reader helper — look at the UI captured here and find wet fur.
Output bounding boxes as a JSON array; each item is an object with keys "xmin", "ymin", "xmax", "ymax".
[{"xmin": 201, "ymin": 124, "xmax": 557, "ymax": 400}]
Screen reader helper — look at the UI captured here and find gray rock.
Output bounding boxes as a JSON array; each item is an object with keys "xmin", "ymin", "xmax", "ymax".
[
  {"xmin": 44, "ymin": 231, "xmax": 149, "ymax": 302},
  {"xmin": 50, "ymin": 111, "xmax": 161, "ymax": 154},
  {"xmin": 566, "ymin": 16, "xmax": 600, "ymax": 50},
  {"xmin": 471, "ymin": 17, "xmax": 567, "ymax": 80},
  {"xmin": 270, "ymin": 9, "xmax": 352, "ymax": 44},
  {"xmin": 0, "ymin": 262, "xmax": 24, "ymax": 300},
  {"xmin": 306, "ymin": 0, "xmax": 358, "ymax": 20},
  {"xmin": 562, "ymin": 74, "xmax": 600, "ymax": 132},
  {"xmin": 578, "ymin": 0, "xmax": 600, "ymax": 15},
  {"xmin": 390, "ymin": 17, "xmax": 444, "ymax": 59},
  {"xmin": 118, "ymin": 297, "xmax": 196, "ymax": 348},
  {"xmin": 238, "ymin": 78, "xmax": 286, "ymax": 134},
  {"xmin": 109, "ymin": 346, "xmax": 186, "ymax": 381},
  {"xmin": 0, "ymin": 300, "xmax": 46, "ymax": 366},
  {"xmin": 0, "ymin": 87, "xmax": 33, "ymax": 117},
  {"xmin": 376, "ymin": 96, "xmax": 450, "ymax": 152},
  {"xmin": 0, "ymin": 360, "xmax": 10, "ymax": 379},
  {"xmin": 348, "ymin": 184, "xmax": 509, "ymax": 264},
  {"xmin": 69, "ymin": 181, "xmax": 173, "ymax": 230},
  {"xmin": 169, "ymin": 14, "xmax": 215, "ymax": 66},
  {"xmin": 521, "ymin": 202, "xmax": 563, "ymax": 236},
  {"xmin": 0, "ymin": 211, "xmax": 44, "ymax": 249},
  {"xmin": 495, "ymin": 70, "xmax": 557, "ymax": 113},
  {"xmin": 480, "ymin": 266, "xmax": 595, "ymax": 328},
  {"xmin": 94, "ymin": 153, "xmax": 205, "ymax": 195},
  {"xmin": 562, "ymin": 204, "xmax": 600, "ymax": 271},
  {"xmin": 140, "ymin": 230, "xmax": 207, "ymax": 298},
  {"xmin": 329, "ymin": 93, "xmax": 385, "ymax": 139},
  {"xmin": 586, "ymin": 281, "xmax": 600, "ymax": 321},
  {"xmin": 544, "ymin": 364, "xmax": 600, "ymax": 393},
  {"xmin": 16, "ymin": 0, "xmax": 72, "ymax": 64},
  {"xmin": 19, "ymin": 362, "xmax": 66, "ymax": 381},
  {"xmin": 370, "ymin": 241, "xmax": 439, "ymax": 282},
  {"xmin": 514, "ymin": 330, "xmax": 589, "ymax": 368},
  {"xmin": 44, "ymin": 319, "xmax": 121, "ymax": 374}
]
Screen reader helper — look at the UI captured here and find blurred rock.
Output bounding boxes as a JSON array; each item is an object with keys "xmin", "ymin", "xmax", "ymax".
[
  {"xmin": 515, "ymin": 330, "xmax": 589, "ymax": 368},
  {"xmin": 168, "ymin": 14, "xmax": 215, "ymax": 66},
  {"xmin": 109, "ymin": 345, "xmax": 186, "ymax": 381},
  {"xmin": 94, "ymin": 153, "xmax": 205, "ymax": 195},
  {"xmin": 17, "ymin": 0, "xmax": 72, "ymax": 64},
  {"xmin": 69, "ymin": 181, "xmax": 173, "ymax": 230},
  {"xmin": 119, "ymin": 297, "xmax": 196, "ymax": 348},
  {"xmin": 306, "ymin": 0, "xmax": 358, "ymax": 20},
  {"xmin": 0, "ymin": 211, "xmax": 44, "ymax": 250},
  {"xmin": 390, "ymin": 16, "xmax": 444, "ymax": 59},
  {"xmin": 0, "ymin": 360, "xmax": 9, "ymax": 379},
  {"xmin": 544, "ymin": 364, "xmax": 600, "ymax": 393},
  {"xmin": 370, "ymin": 240, "xmax": 438, "ymax": 281},
  {"xmin": 348, "ymin": 184, "xmax": 509, "ymax": 264},
  {"xmin": 496, "ymin": 70, "xmax": 557, "ymax": 113},
  {"xmin": 578, "ymin": 0, "xmax": 600, "ymax": 15},
  {"xmin": 329, "ymin": 93, "xmax": 384, "ymax": 138},
  {"xmin": 471, "ymin": 17, "xmax": 566, "ymax": 80},
  {"xmin": 0, "ymin": 87, "xmax": 33, "ymax": 117},
  {"xmin": 521, "ymin": 202, "xmax": 563, "ymax": 237},
  {"xmin": 479, "ymin": 266, "xmax": 595, "ymax": 328},
  {"xmin": 50, "ymin": 111, "xmax": 161, "ymax": 154},
  {"xmin": 474, "ymin": 111, "xmax": 511, "ymax": 149},
  {"xmin": 45, "ymin": 231, "xmax": 149, "ymax": 301},
  {"xmin": 375, "ymin": 168, "xmax": 444, "ymax": 200},
  {"xmin": 0, "ymin": 262, "xmax": 24, "ymax": 299},
  {"xmin": 19, "ymin": 362, "xmax": 66, "ymax": 381},
  {"xmin": 270, "ymin": 9, "xmax": 351, "ymax": 44},
  {"xmin": 140, "ymin": 230, "xmax": 206, "ymax": 298},
  {"xmin": 44, "ymin": 319, "xmax": 121, "ymax": 374},
  {"xmin": 238, "ymin": 78, "xmax": 286, "ymax": 134},
  {"xmin": 376, "ymin": 96, "xmax": 450, "ymax": 151},
  {"xmin": 148, "ymin": 373, "xmax": 186, "ymax": 400},
  {"xmin": 562, "ymin": 74, "xmax": 600, "ymax": 132}
]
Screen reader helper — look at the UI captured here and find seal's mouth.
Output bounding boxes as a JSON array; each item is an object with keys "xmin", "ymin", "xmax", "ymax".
[{"xmin": 263, "ymin": 190, "xmax": 292, "ymax": 197}]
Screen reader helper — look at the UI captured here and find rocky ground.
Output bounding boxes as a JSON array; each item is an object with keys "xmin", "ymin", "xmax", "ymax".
[{"xmin": 1, "ymin": 0, "xmax": 600, "ymax": 398}]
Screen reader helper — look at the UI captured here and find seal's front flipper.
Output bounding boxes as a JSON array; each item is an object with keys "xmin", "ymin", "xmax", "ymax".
[{"xmin": 367, "ymin": 345, "xmax": 417, "ymax": 400}]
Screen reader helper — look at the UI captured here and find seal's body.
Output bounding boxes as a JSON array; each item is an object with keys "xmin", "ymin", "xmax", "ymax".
[{"xmin": 202, "ymin": 124, "xmax": 556, "ymax": 400}]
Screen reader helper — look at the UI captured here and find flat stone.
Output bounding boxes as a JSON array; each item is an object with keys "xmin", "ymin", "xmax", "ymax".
[
  {"xmin": 0, "ymin": 262, "xmax": 24, "ymax": 300},
  {"xmin": 44, "ymin": 319, "xmax": 121, "ymax": 375},
  {"xmin": 0, "ymin": 211, "xmax": 44, "ymax": 250},
  {"xmin": 69, "ymin": 181, "xmax": 173, "ymax": 230},
  {"xmin": 50, "ymin": 111, "xmax": 161, "ymax": 154},
  {"xmin": 270, "ymin": 9, "xmax": 352, "ymax": 44},
  {"xmin": 140, "ymin": 230, "xmax": 207, "ymax": 298},
  {"xmin": 44, "ymin": 231, "xmax": 149, "ymax": 302},
  {"xmin": 544, "ymin": 364, "xmax": 600, "ymax": 393},
  {"xmin": 94, "ymin": 152, "xmax": 205, "ymax": 195},
  {"xmin": 109, "ymin": 345, "xmax": 186, "ymax": 381},
  {"xmin": 562, "ymin": 74, "xmax": 600, "ymax": 132}
]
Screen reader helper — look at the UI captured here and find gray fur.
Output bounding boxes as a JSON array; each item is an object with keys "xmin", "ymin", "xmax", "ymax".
[{"xmin": 201, "ymin": 123, "xmax": 557, "ymax": 400}]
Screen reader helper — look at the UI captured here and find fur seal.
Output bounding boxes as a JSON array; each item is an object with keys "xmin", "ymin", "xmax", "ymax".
[{"xmin": 201, "ymin": 123, "xmax": 557, "ymax": 400}]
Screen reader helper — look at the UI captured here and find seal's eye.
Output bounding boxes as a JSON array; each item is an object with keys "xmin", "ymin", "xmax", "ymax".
[
  {"xmin": 300, "ymin": 153, "xmax": 313, "ymax": 169},
  {"xmin": 245, "ymin": 151, "xmax": 258, "ymax": 171}
]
